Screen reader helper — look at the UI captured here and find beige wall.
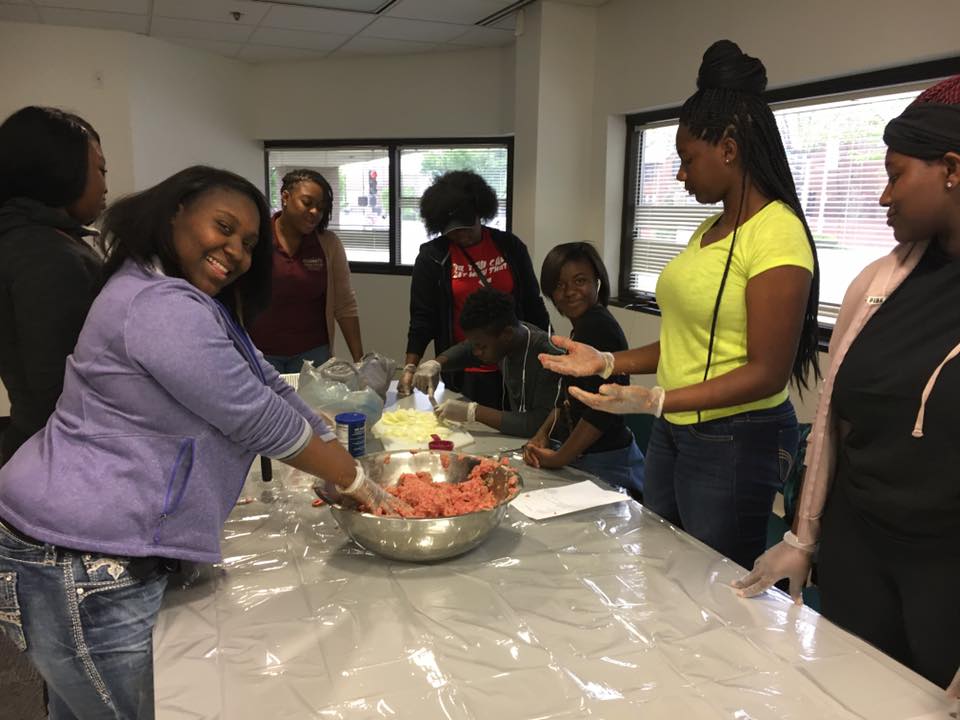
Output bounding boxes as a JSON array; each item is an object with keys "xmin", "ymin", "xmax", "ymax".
[
  {"xmin": 248, "ymin": 45, "xmax": 515, "ymax": 140},
  {"xmin": 0, "ymin": 22, "xmax": 137, "ymax": 203},
  {"xmin": 127, "ymin": 35, "xmax": 262, "ymax": 190}
]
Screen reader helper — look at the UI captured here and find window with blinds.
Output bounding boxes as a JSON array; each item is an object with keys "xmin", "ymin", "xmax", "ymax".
[
  {"xmin": 265, "ymin": 139, "xmax": 512, "ymax": 270},
  {"xmin": 398, "ymin": 144, "xmax": 510, "ymax": 265},
  {"xmin": 266, "ymin": 146, "xmax": 391, "ymax": 264},
  {"xmin": 624, "ymin": 86, "xmax": 925, "ymax": 325}
]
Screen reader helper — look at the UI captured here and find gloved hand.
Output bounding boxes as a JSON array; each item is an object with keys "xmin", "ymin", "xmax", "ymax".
[
  {"xmin": 947, "ymin": 665, "xmax": 960, "ymax": 699},
  {"xmin": 730, "ymin": 532, "xmax": 815, "ymax": 603},
  {"xmin": 568, "ymin": 384, "xmax": 665, "ymax": 416},
  {"xmin": 341, "ymin": 462, "xmax": 409, "ymax": 517},
  {"xmin": 413, "ymin": 359, "xmax": 442, "ymax": 395},
  {"xmin": 435, "ymin": 399, "xmax": 477, "ymax": 423},
  {"xmin": 396, "ymin": 363, "xmax": 416, "ymax": 397},
  {"xmin": 538, "ymin": 336, "xmax": 613, "ymax": 378}
]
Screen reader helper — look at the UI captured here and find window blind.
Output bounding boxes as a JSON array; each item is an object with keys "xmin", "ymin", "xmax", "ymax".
[
  {"xmin": 398, "ymin": 144, "xmax": 510, "ymax": 265},
  {"xmin": 267, "ymin": 146, "xmax": 391, "ymax": 264}
]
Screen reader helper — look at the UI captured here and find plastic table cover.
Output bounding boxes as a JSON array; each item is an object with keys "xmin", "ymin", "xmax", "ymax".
[{"xmin": 154, "ymin": 400, "xmax": 958, "ymax": 720}]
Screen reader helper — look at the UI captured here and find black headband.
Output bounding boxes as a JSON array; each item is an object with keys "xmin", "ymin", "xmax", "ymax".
[{"xmin": 883, "ymin": 102, "xmax": 960, "ymax": 160}]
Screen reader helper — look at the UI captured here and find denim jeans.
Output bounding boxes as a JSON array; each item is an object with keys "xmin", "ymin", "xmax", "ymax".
[
  {"xmin": 552, "ymin": 439, "xmax": 646, "ymax": 499},
  {"xmin": 263, "ymin": 343, "xmax": 331, "ymax": 374},
  {"xmin": 643, "ymin": 400, "xmax": 799, "ymax": 569},
  {"xmin": 0, "ymin": 519, "xmax": 168, "ymax": 719}
]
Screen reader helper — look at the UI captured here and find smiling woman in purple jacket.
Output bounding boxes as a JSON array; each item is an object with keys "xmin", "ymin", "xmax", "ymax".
[{"xmin": 0, "ymin": 166, "xmax": 401, "ymax": 720}]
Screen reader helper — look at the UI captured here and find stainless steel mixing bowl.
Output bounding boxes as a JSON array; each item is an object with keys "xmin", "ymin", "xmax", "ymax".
[{"xmin": 316, "ymin": 450, "xmax": 523, "ymax": 562}]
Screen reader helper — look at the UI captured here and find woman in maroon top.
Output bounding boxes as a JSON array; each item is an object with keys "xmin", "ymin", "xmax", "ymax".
[{"xmin": 249, "ymin": 170, "xmax": 364, "ymax": 372}]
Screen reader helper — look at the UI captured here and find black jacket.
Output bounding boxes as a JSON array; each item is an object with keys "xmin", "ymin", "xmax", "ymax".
[
  {"xmin": 0, "ymin": 198, "xmax": 102, "ymax": 463},
  {"xmin": 406, "ymin": 227, "xmax": 550, "ymax": 392}
]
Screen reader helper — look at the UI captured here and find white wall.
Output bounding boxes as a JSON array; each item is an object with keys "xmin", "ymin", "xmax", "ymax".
[
  {"xmin": 0, "ymin": 22, "xmax": 262, "ymax": 197},
  {"xmin": 248, "ymin": 45, "xmax": 515, "ymax": 140},
  {"xmin": 126, "ymin": 36, "xmax": 262, "ymax": 189},
  {"xmin": 0, "ymin": 22, "xmax": 137, "ymax": 201}
]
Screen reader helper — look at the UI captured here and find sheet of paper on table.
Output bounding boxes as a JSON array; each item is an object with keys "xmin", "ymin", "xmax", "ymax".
[{"xmin": 511, "ymin": 480, "xmax": 627, "ymax": 520}]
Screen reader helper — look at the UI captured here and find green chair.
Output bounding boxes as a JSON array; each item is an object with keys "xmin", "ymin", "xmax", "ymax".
[{"xmin": 624, "ymin": 413, "xmax": 655, "ymax": 453}]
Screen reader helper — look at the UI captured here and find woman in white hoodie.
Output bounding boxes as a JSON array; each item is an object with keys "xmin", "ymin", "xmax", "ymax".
[{"xmin": 734, "ymin": 75, "xmax": 960, "ymax": 699}]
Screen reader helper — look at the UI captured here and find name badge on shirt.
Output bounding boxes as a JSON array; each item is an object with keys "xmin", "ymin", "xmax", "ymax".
[{"xmin": 302, "ymin": 257, "xmax": 325, "ymax": 272}]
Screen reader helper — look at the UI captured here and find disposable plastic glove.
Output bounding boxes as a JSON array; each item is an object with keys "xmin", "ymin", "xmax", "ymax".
[
  {"xmin": 568, "ymin": 384, "xmax": 665, "ymax": 416},
  {"xmin": 341, "ymin": 463, "xmax": 409, "ymax": 516},
  {"xmin": 731, "ymin": 532, "xmax": 814, "ymax": 603},
  {"xmin": 396, "ymin": 363, "xmax": 416, "ymax": 397},
  {"xmin": 538, "ymin": 336, "xmax": 612, "ymax": 378},
  {"xmin": 435, "ymin": 399, "xmax": 477, "ymax": 423},
  {"xmin": 413, "ymin": 359, "xmax": 442, "ymax": 395}
]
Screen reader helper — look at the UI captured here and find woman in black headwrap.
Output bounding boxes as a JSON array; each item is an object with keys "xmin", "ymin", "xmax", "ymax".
[
  {"xmin": 543, "ymin": 40, "xmax": 820, "ymax": 571},
  {"xmin": 736, "ymin": 75, "xmax": 960, "ymax": 699}
]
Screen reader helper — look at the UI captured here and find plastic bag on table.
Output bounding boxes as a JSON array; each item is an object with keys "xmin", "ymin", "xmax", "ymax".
[
  {"xmin": 355, "ymin": 352, "xmax": 396, "ymax": 401},
  {"xmin": 297, "ymin": 359, "xmax": 385, "ymax": 427}
]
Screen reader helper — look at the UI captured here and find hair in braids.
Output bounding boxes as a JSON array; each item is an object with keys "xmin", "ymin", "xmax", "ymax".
[{"xmin": 679, "ymin": 39, "xmax": 821, "ymax": 394}]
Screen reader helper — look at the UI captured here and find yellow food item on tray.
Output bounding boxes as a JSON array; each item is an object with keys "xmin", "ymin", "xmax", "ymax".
[{"xmin": 374, "ymin": 409, "xmax": 452, "ymax": 442}]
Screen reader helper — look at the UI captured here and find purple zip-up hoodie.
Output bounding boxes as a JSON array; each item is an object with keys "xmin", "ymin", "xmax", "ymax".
[{"xmin": 0, "ymin": 260, "xmax": 334, "ymax": 562}]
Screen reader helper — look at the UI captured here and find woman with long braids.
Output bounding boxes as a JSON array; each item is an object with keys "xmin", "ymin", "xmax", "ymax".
[{"xmin": 540, "ymin": 40, "xmax": 820, "ymax": 570}]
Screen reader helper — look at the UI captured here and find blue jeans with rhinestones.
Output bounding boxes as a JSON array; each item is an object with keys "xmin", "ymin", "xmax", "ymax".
[{"xmin": 0, "ymin": 518, "xmax": 168, "ymax": 719}]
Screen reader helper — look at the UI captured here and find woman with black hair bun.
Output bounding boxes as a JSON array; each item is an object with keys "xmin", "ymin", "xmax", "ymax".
[
  {"xmin": 399, "ymin": 170, "xmax": 550, "ymax": 409},
  {"xmin": 0, "ymin": 106, "xmax": 107, "ymax": 465},
  {"xmin": 248, "ymin": 169, "xmax": 364, "ymax": 371},
  {"xmin": 542, "ymin": 40, "xmax": 820, "ymax": 570}
]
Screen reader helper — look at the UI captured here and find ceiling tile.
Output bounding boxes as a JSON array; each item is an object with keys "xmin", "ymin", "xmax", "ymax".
[
  {"xmin": 238, "ymin": 43, "xmax": 332, "ymax": 62},
  {"xmin": 35, "ymin": 0, "xmax": 150, "ymax": 13},
  {"xmin": 280, "ymin": 0, "xmax": 387, "ymax": 10},
  {"xmin": 151, "ymin": 16, "xmax": 254, "ymax": 42},
  {"xmin": 39, "ymin": 7, "xmax": 149, "ymax": 32},
  {"xmin": 260, "ymin": 4, "xmax": 373, "ymax": 33},
  {"xmin": 161, "ymin": 37, "xmax": 244, "ymax": 58},
  {"xmin": 248, "ymin": 26, "xmax": 348, "ymax": 51},
  {"xmin": 0, "ymin": 4, "xmax": 40, "ymax": 22},
  {"xmin": 360, "ymin": 16, "xmax": 469, "ymax": 43},
  {"xmin": 446, "ymin": 25, "xmax": 514, "ymax": 47},
  {"xmin": 335, "ymin": 35, "xmax": 437, "ymax": 56},
  {"xmin": 385, "ymin": 0, "xmax": 510, "ymax": 25},
  {"xmin": 152, "ymin": 0, "xmax": 270, "ymax": 26}
]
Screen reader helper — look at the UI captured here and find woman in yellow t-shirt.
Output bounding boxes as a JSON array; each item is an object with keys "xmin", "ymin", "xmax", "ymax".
[{"xmin": 541, "ymin": 40, "xmax": 820, "ymax": 570}]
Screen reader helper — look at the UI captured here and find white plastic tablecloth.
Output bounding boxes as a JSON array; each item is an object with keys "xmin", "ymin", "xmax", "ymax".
[{"xmin": 154, "ymin": 392, "xmax": 957, "ymax": 719}]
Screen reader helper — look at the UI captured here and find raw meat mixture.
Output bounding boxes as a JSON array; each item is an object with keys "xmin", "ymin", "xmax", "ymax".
[{"xmin": 369, "ymin": 458, "xmax": 519, "ymax": 518}]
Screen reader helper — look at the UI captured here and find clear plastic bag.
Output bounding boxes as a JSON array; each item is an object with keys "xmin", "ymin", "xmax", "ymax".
[{"xmin": 297, "ymin": 358, "xmax": 385, "ymax": 427}]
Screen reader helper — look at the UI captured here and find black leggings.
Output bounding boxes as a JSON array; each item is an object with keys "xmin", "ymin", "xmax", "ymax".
[{"xmin": 818, "ymin": 484, "xmax": 960, "ymax": 689}]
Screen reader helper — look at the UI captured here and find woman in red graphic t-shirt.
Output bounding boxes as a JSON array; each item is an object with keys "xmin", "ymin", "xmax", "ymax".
[
  {"xmin": 249, "ymin": 170, "xmax": 364, "ymax": 372},
  {"xmin": 399, "ymin": 171, "xmax": 550, "ymax": 408}
]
